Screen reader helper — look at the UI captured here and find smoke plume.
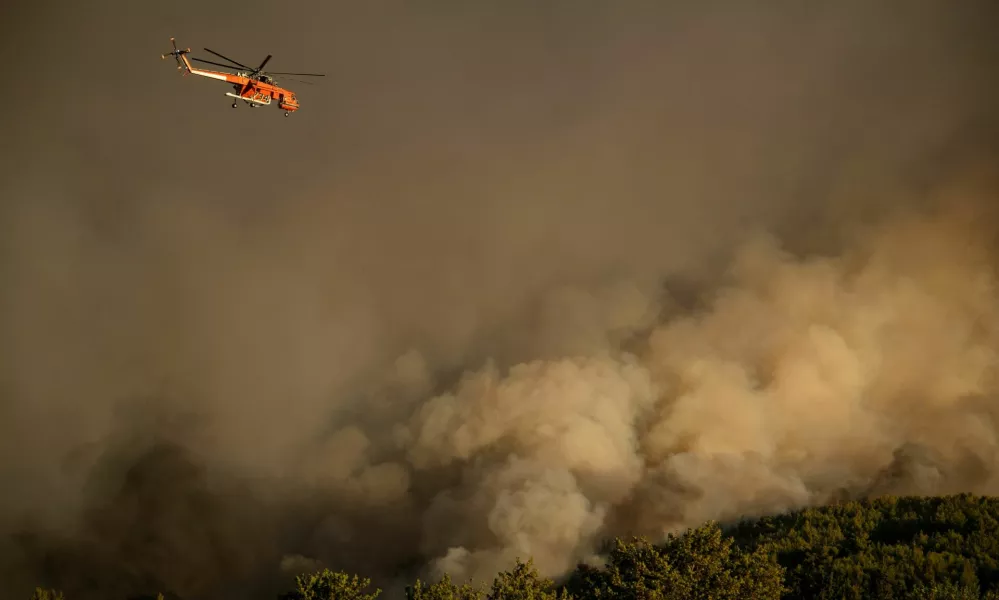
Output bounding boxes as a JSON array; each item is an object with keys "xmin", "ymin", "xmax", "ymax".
[{"xmin": 3, "ymin": 1, "xmax": 999, "ymax": 598}]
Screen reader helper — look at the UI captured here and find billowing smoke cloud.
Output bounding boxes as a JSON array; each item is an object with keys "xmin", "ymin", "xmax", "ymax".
[
  {"xmin": 12, "ymin": 170, "xmax": 999, "ymax": 599},
  {"xmin": 393, "ymin": 180, "xmax": 999, "ymax": 584},
  {"xmin": 3, "ymin": 1, "xmax": 999, "ymax": 598}
]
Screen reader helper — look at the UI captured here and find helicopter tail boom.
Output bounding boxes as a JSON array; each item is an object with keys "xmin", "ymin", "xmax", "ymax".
[{"xmin": 162, "ymin": 37, "xmax": 250, "ymax": 84}]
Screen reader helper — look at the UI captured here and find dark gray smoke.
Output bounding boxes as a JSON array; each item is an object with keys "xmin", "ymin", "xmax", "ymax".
[{"xmin": 2, "ymin": 1, "xmax": 999, "ymax": 598}]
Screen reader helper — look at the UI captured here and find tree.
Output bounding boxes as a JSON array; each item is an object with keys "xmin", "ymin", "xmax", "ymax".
[
  {"xmin": 486, "ymin": 559, "xmax": 572, "ymax": 600},
  {"xmin": 910, "ymin": 580, "xmax": 992, "ymax": 600},
  {"xmin": 406, "ymin": 574, "xmax": 484, "ymax": 600},
  {"xmin": 567, "ymin": 523, "xmax": 784, "ymax": 600},
  {"xmin": 730, "ymin": 495, "xmax": 999, "ymax": 599},
  {"xmin": 279, "ymin": 569, "xmax": 381, "ymax": 600},
  {"xmin": 659, "ymin": 522, "xmax": 783, "ymax": 600},
  {"xmin": 568, "ymin": 537, "xmax": 682, "ymax": 599}
]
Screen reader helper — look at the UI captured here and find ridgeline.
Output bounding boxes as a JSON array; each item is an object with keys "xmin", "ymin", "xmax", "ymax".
[{"xmin": 30, "ymin": 494, "xmax": 999, "ymax": 600}]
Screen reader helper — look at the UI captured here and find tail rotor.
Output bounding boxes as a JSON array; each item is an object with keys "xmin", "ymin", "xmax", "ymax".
[{"xmin": 161, "ymin": 37, "xmax": 191, "ymax": 71}]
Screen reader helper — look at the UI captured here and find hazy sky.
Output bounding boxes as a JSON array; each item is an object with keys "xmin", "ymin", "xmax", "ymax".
[{"xmin": 2, "ymin": 2, "xmax": 999, "ymax": 599}]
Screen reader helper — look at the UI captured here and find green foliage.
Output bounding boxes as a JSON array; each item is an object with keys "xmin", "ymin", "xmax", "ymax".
[
  {"xmin": 279, "ymin": 569, "xmax": 381, "ymax": 600},
  {"xmin": 566, "ymin": 522, "xmax": 783, "ymax": 600},
  {"xmin": 730, "ymin": 493, "xmax": 999, "ymax": 599},
  {"xmin": 486, "ymin": 559, "xmax": 571, "ymax": 600},
  {"xmin": 406, "ymin": 574, "xmax": 484, "ymax": 600},
  {"xmin": 910, "ymin": 580, "xmax": 983, "ymax": 600},
  {"xmin": 30, "ymin": 589, "xmax": 65, "ymax": 600}
]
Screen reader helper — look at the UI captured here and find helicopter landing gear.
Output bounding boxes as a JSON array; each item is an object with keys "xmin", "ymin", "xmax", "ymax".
[
  {"xmin": 232, "ymin": 102, "xmax": 237, "ymax": 108},
  {"xmin": 284, "ymin": 112, "xmax": 290, "ymax": 117}
]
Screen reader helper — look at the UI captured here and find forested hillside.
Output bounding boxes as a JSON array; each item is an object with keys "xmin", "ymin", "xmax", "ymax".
[{"xmin": 29, "ymin": 494, "xmax": 999, "ymax": 600}]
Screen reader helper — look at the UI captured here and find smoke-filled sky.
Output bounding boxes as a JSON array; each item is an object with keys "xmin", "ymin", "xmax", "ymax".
[{"xmin": 3, "ymin": 1, "xmax": 999, "ymax": 598}]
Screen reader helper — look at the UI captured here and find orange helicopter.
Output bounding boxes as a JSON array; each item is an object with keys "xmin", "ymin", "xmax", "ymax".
[{"xmin": 162, "ymin": 37, "xmax": 324, "ymax": 116}]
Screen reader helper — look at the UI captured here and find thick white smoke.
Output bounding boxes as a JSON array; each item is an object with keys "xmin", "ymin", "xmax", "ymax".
[{"xmin": 336, "ymin": 184, "xmax": 999, "ymax": 585}]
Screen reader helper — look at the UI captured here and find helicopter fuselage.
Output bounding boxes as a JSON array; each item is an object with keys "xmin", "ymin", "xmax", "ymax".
[
  {"xmin": 195, "ymin": 67, "xmax": 299, "ymax": 113},
  {"xmin": 226, "ymin": 76, "xmax": 300, "ymax": 112}
]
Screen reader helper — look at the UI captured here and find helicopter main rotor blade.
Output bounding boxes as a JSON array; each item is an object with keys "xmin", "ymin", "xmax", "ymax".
[
  {"xmin": 255, "ymin": 55, "xmax": 272, "ymax": 72},
  {"xmin": 190, "ymin": 57, "xmax": 243, "ymax": 70},
  {"xmin": 203, "ymin": 47, "xmax": 252, "ymax": 70},
  {"xmin": 267, "ymin": 71, "xmax": 325, "ymax": 77}
]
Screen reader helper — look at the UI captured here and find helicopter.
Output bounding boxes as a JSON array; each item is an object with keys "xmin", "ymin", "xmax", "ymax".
[{"xmin": 161, "ymin": 37, "xmax": 324, "ymax": 116}]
